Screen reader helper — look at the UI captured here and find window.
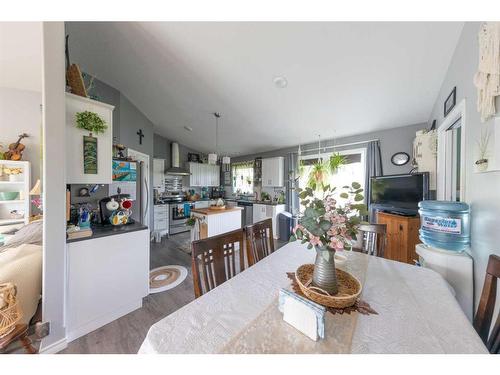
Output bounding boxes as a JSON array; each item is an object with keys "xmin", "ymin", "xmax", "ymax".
[
  {"xmin": 232, "ymin": 161, "xmax": 254, "ymax": 194},
  {"xmin": 298, "ymin": 148, "xmax": 366, "ymax": 208}
]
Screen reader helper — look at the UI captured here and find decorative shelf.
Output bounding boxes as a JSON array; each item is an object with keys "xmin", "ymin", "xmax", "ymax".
[
  {"xmin": 0, "ymin": 200, "xmax": 25, "ymax": 204},
  {"xmin": 0, "ymin": 218, "xmax": 25, "ymax": 226}
]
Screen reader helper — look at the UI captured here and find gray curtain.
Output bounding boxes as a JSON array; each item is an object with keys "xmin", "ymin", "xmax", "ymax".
[
  {"xmin": 365, "ymin": 140, "xmax": 383, "ymax": 221},
  {"xmin": 286, "ymin": 152, "xmax": 300, "ymax": 215}
]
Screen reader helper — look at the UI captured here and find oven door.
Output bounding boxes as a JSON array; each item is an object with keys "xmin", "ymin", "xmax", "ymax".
[{"xmin": 170, "ymin": 203, "xmax": 193, "ymax": 223}]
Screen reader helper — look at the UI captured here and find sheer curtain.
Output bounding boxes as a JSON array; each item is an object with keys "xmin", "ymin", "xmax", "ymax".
[{"xmin": 365, "ymin": 140, "xmax": 383, "ymax": 221}]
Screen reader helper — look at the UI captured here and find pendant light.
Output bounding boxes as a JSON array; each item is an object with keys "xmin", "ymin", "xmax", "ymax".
[{"xmin": 208, "ymin": 112, "xmax": 220, "ymax": 165}]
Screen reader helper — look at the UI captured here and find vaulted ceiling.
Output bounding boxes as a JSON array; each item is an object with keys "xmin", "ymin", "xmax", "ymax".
[{"xmin": 66, "ymin": 22, "xmax": 464, "ymax": 155}]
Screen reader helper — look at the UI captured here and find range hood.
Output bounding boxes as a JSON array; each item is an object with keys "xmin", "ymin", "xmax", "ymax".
[{"xmin": 166, "ymin": 142, "xmax": 191, "ymax": 176}]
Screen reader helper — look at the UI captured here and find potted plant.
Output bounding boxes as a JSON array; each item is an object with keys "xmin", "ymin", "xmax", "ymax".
[
  {"xmin": 290, "ymin": 182, "xmax": 366, "ymax": 294},
  {"xmin": 75, "ymin": 111, "xmax": 108, "ymax": 136},
  {"xmin": 302, "ymin": 153, "xmax": 346, "ymax": 191},
  {"xmin": 475, "ymin": 129, "xmax": 490, "ymax": 172}
]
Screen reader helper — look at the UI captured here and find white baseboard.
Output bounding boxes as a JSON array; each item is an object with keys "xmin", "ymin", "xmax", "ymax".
[
  {"xmin": 66, "ymin": 299, "xmax": 143, "ymax": 343},
  {"xmin": 39, "ymin": 337, "xmax": 68, "ymax": 354}
]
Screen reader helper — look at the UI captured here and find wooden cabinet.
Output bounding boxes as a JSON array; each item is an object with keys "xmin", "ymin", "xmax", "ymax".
[
  {"xmin": 188, "ymin": 163, "xmax": 220, "ymax": 187},
  {"xmin": 65, "ymin": 93, "xmax": 114, "ymax": 184},
  {"xmin": 377, "ymin": 212, "xmax": 420, "ymax": 264},
  {"xmin": 253, "ymin": 203, "xmax": 285, "ymax": 239},
  {"xmin": 262, "ymin": 157, "xmax": 284, "ymax": 187}
]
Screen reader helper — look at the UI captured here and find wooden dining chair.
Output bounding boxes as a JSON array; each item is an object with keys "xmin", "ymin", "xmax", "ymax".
[
  {"xmin": 473, "ymin": 254, "xmax": 500, "ymax": 354},
  {"xmin": 351, "ymin": 223, "xmax": 387, "ymax": 257},
  {"xmin": 191, "ymin": 229, "xmax": 245, "ymax": 298},
  {"xmin": 245, "ymin": 218, "xmax": 275, "ymax": 267}
]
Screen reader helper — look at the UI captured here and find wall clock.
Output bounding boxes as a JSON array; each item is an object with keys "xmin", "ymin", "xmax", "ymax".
[{"xmin": 391, "ymin": 152, "xmax": 410, "ymax": 166}]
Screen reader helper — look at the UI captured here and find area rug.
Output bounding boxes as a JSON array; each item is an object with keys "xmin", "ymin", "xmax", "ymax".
[{"xmin": 149, "ymin": 265, "xmax": 188, "ymax": 294}]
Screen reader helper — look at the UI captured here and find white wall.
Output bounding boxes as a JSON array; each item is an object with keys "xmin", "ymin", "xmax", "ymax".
[
  {"xmin": 0, "ymin": 87, "xmax": 42, "ymax": 184},
  {"xmin": 40, "ymin": 22, "xmax": 67, "ymax": 353},
  {"xmin": 428, "ymin": 22, "xmax": 500, "ymax": 311}
]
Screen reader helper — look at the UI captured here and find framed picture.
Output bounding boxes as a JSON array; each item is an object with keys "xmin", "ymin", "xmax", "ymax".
[
  {"xmin": 444, "ymin": 86, "xmax": 456, "ymax": 117},
  {"xmin": 83, "ymin": 135, "xmax": 98, "ymax": 174}
]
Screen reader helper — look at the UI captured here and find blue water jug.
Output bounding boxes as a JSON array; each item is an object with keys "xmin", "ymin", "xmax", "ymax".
[{"xmin": 418, "ymin": 200, "xmax": 470, "ymax": 252}]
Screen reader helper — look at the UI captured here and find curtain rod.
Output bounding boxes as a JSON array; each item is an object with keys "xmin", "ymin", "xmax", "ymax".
[{"xmin": 299, "ymin": 138, "xmax": 379, "ymax": 154}]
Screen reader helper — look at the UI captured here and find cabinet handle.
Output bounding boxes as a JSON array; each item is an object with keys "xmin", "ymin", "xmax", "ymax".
[{"xmin": 399, "ymin": 224, "xmax": 403, "ymax": 231}]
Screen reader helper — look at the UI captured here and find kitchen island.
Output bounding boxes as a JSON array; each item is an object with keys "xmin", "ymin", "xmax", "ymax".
[{"xmin": 191, "ymin": 207, "xmax": 243, "ymax": 239}]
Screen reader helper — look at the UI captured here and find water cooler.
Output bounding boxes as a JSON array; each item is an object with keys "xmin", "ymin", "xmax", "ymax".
[{"xmin": 415, "ymin": 201, "xmax": 474, "ymax": 321}]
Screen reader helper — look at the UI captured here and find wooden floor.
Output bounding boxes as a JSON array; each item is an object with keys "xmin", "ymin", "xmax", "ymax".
[{"xmin": 61, "ymin": 231, "xmax": 287, "ymax": 354}]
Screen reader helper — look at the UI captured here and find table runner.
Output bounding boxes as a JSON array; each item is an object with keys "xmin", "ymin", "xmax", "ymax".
[{"xmin": 220, "ymin": 255, "xmax": 370, "ymax": 353}]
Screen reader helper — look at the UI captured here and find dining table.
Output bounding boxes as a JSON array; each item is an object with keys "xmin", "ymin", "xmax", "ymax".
[{"xmin": 139, "ymin": 241, "xmax": 488, "ymax": 354}]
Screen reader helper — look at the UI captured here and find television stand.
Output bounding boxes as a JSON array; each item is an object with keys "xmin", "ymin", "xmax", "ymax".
[{"xmin": 376, "ymin": 211, "xmax": 421, "ymax": 264}]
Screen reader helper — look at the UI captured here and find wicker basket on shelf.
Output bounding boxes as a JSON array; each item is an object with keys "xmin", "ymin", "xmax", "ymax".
[{"xmin": 0, "ymin": 283, "xmax": 22, "ymax": 338}]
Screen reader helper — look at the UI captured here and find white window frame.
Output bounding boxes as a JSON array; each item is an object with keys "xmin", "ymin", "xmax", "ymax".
[
  {"xmin": 437, "ymin": 99, "xmax": 467, "ymax": 202},
  {"xmin": 299, "ymin": 147, "xmax": 367, "ymax": 190}
]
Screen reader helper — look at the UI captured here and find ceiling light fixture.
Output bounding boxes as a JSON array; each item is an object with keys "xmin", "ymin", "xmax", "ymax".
[
  {"xmin": 208, "ymin": 112, "xmax": 221, "ymax": 165},
  {"xmin": 273, "ymin": 76, "xmax": 288, "ymax": 89}
]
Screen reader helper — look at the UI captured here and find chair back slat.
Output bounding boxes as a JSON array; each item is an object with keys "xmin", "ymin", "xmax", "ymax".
[
  {"xmin": 352, "ymin": 223, "xmax": 387, "ymax": 258},
  {"xmin": 473, "ymin": 254, "xmax": 500, "ymax": 353},
  {"xmin": 245, "ymin": 219, "xmax": 275, "ymax": 266},
  {"xmin": 191, "ymin": 229, "xmax": 245, "ymax": 298}
]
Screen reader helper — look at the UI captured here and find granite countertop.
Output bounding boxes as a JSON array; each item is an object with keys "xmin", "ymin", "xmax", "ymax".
[
  {"xmin": 66, "ymin": 222, "xmax": 148, "ymax": 243},
  {"xmin": 191, "ymin": 207, "xmax": 243, "ymax": 216}
]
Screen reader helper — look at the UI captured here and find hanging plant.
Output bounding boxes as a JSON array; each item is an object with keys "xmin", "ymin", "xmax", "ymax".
[
  {"xmin": 328, "ymin": 153, "xmax": 346, "ymax": 174},
  {"xmin": 75, "ymin": 111, "xmax": 108, "ymax": 135}
]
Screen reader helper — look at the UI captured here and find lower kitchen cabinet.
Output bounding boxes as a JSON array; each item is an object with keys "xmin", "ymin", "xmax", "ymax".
[
  {"xmin": 252, "ymin": 203, "xmax": 285, "ymax": 239},
  {"xmin": 66, "ymin": 229, "xmax": 149, "ymax": 342},
  {"xmin": 376, "ymin": 211, "xmax": 420, "ymax": 264},
  {"xmin": 153, "ymin": 204, "xmax": 169, "ymax": 241}
]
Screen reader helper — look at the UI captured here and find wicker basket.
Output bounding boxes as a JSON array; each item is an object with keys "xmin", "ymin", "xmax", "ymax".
[
  {"xmin": 0, "ymin": 283, "xmax": 22, "ymax": 338},
  {"xmin": 295, "ymin": 264, "xmax": 362, "ymax": 309}
]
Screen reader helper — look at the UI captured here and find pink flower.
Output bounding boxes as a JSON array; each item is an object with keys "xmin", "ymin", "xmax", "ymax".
[
  {"xmin": 329, "ymin": 237, "xmax": 344, "ymax": 250},
  {"xmin": 309, "ymin": 236, "xmax": 323, "ymax": 247}
]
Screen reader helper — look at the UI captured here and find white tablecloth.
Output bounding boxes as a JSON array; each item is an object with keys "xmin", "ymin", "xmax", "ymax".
[{"xmin": 139, "ymin": 242, "xmax": 487, "ymax": 354}]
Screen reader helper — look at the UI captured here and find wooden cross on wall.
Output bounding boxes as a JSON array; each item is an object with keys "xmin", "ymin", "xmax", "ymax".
[{"xmin": 137, "ymin": 129, "xmax": 144, "ymax": 145}]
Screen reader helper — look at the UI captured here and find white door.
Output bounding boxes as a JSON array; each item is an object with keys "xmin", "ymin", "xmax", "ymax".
[{"xmin": 128, "ymin": 149, "xmax": 150, "ymax": 228}]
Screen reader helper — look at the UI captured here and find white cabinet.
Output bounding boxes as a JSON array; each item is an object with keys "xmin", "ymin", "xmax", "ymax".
[
  {"xmin": 252, "ymin": 203, "xmax": 285, "ymax": 239},
  {"xmin": 65, "ymin": 93, "xmax": 114, "ymax": 184},
  {"xmin": 153, "ymin": 158, "xmax": 165, "ymax": 191},
  {"xmin": 189, "ymin": 162, "xmax": 220, "ymax": 187},
  {"xmin": 262, "ymin": 157, "xmax": 284, "ymax": 187},
  {"xmin": 413, "ymin": 130, "xmax": 437, "ymax": 189},
  {"xmin": 66, "ymin": 229, "xmax": 149, "ymax": 342}
]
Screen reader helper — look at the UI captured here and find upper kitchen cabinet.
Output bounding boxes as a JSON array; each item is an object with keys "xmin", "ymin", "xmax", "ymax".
[
  {"xmin": 261, "ymin": 157, "xmax": 284, "ymax": 187},
  {"xmin": 65, "ymin": 93, "xmax": 114, "ymax": 184},
  {"xmin": 189, "ymin": 162, "xmax": 220, "ymax": 187}
]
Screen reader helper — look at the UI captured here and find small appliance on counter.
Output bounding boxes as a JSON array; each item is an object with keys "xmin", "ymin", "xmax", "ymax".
[{"xmin": 98, "ymin": 193, "xmax": 134, "ymax": 226}]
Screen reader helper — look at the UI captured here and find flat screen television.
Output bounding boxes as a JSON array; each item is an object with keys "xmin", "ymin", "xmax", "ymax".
[{"xmin": 370, "ymin": 173, "xmax": 429, "ymax": 215}]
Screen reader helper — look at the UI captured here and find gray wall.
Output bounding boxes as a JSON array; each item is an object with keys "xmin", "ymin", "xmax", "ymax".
[
  {"xmin": 427, "ymin": 22, "xmax": 500, "ymax": 311},
  {"xmin": 232, "ymin": 122, "xmax": 426, "ymax": 174}
]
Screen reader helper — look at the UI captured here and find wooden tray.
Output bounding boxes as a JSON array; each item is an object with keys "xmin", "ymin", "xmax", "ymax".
[
  {"xmin": 208, "ymin": 205, "xmax": 226, "ymax": 210},
  {"xmin": 295, "ymin": 264, "xmax": 362, "ymax": 309}
]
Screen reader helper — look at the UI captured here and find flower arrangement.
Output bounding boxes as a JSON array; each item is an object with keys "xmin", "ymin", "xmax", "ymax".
[
  {"xmin": 290, "ymin": 182, "xmax": 366, "ymax": 254},
  {"xmin": 75, "ymin": 111, "xmax": 108, "ymax": 135},
  {"xmin": 289, "ymin": 182, "xmax": 366, "ymax": 294}
]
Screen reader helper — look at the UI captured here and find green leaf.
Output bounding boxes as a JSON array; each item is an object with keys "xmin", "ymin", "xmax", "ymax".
[
  {"xmin": 340, "ymin": 192, "xmax": 349, "ymax": 199},
  {"xmin": 301, "ymin": 238, "xmax": 308, "ymax": 244},
  {"xmin": 289, "ymin": 235, "xmax": 297, "ymax": 242},
  {"xmin": 353, "ymin": 188, "xmax": 364, "ymax": 194},
  {"xmin": 352, "ymin": 182, "xmax": 361, "ymax": 189},
  {"xmin": 319, "ymin": 220, "xmax": 331, "ymax": 231},
  {"xmin": 342, "ymin": 185, "xmax": 349, "ymax": 189},
  {"xmin": 354, "ymin": 194, "xmax": 364, "ymax": 202},
  {"xmin": 295, "ymin": 228, "xmax": 303, "ymax": 239},
  {"xmin": 304, "ymin": 207, "xmax": 316, "ymax": 218},
  {"xmin": 307, "ymin": 243, "xmax": 313, "ymax": 250}
]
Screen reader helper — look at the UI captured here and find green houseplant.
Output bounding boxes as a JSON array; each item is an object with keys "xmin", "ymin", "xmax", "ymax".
[
  {"xmin": 75, "ymin": 111, "xmax": 108, "ymax": 135},
  {"xmin": 290, "ymin": 182, "xmax": 366, "ymax": 294},
  {"xmin": 302, "ymin": 153, "xmax": 347, "ymax": 191}
]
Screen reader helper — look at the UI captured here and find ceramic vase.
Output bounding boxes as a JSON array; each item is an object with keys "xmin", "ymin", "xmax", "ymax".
[{"xmin": 312, "ymin": 247, "xmax": 338, "ymax": 295}]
